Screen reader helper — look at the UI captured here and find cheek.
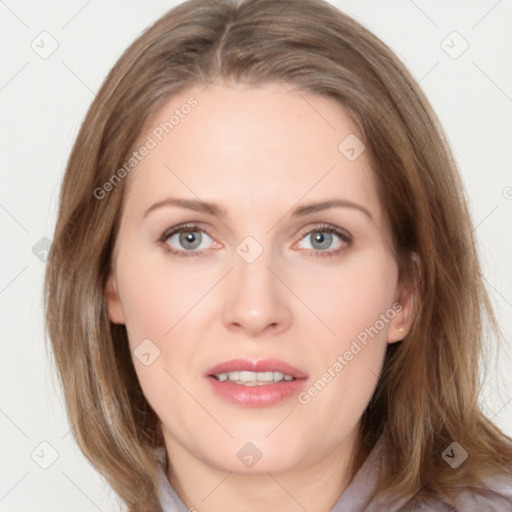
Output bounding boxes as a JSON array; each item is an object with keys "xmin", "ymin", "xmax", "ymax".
[
  {"xmin": 115, "ymin": 251, "xmax": 206, "ymax": 421},
  {"xmin": 300, "ymin": 248, "xmax": 398, "ymax": 342},
  {"xmin": 295, "ymin": 248, "xmax": 396, "ymax": 414},
  {"xmin": 116, "ymin": 250, "xmax": 213, "ymax": 345},
  {"xmin": 115, "ymin": 250, "xmax": 216, "ymax": 413}
]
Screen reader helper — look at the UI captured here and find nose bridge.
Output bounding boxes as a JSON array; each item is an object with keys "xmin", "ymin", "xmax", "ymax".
[
  {"xmin": 221, "ymin": 235, "xmax": 291, "ymax": 334},
  {"xmin": 234, "ymin": 239, "xmax": 272, "ymax": 290}
]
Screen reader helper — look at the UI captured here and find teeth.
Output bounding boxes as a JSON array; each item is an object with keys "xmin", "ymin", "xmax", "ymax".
[{"xmin": 214, "ymin": 370, "xmax": 295, "ymax": 384}]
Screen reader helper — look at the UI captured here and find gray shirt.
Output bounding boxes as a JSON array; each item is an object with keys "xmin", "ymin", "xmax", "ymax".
[{"xmin": 154, "ymin": 438, "xmax": 512, "ymax": 511}]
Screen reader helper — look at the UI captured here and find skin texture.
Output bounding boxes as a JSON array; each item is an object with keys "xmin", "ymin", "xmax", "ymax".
[{"xmin": 105, "ymin": 81, "xmax": 416, "ymax": 512}]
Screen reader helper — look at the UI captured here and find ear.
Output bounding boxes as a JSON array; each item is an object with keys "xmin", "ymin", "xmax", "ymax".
[
  {"xmin": 105, "ymin": 273, "xmax": 125, "ymax": 324},
  {"xmin": 387, "ymin": 253, "xmax": 420, "ymax": 344}
]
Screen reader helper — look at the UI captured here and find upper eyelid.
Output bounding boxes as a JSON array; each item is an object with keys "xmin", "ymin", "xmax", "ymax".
[{"xmin": 161, "ymin": 222, "xmax": 214, "ymax": 240}]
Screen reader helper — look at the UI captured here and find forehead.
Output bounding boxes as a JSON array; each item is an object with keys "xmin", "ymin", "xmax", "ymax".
[{"xmin": 124, "ymin": 82, "xmax": 383, "ymax": 226}]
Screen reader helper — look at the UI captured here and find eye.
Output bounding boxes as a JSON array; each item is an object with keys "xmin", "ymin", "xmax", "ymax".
[
  {"xmin": 159, "ymin": 223, "xmax": 352, "ymax": 259},
  {"xmin": 159, "ymin": 224, "xmax": 215, "ymax": 258},
  {"xmin": 296, "ymin": 224, "xmax": 352, "ymax": 257}
]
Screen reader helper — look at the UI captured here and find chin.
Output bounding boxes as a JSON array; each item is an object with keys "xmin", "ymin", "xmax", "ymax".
[{"xmin": 204, "ymin": 436, "xmax": 304, "ymax": 475}]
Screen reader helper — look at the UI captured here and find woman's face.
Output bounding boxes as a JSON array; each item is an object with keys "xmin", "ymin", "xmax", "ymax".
[{"xmin": 106, "ymin": 82, "xmax": 415, "ymax": 477}]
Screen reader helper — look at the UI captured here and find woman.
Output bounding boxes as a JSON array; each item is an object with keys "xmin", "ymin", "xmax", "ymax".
[{"xmin": 44, "ymin": 0, "xmax": 512, "ymax": 510}]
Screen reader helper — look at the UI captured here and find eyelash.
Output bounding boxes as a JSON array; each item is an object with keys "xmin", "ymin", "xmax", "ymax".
[{"xmin": 158, "ymin": 223, "xmax": 353, "ymax": 259}]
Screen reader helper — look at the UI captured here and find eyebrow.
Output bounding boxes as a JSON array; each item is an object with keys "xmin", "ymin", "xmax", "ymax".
[{"xmin": 143, "ymin": 197, "xmax": 374, "ymax": 223}]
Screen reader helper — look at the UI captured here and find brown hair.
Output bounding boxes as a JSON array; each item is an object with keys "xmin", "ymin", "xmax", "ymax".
[{"xmin": 44, "ymin": 0, "xmax": 512, "ymax": 510}]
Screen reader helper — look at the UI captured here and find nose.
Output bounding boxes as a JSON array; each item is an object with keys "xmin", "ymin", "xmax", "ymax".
[{"xmin": 221, "ymin": 247, "xmax": 292, "ymax": 337}]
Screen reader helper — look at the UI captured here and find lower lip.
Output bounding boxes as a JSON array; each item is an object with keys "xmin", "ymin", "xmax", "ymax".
[{"xmin": 206, "ymin": 376, "xmax": 308, "ymax": 407}]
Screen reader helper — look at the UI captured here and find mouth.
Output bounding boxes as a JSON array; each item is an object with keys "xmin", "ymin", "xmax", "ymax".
[{"xmin": 205, "ymin": 358, "xmax": 308, "ymax": 407}]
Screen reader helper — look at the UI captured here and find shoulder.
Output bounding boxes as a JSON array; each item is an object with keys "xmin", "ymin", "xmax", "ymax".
[
  {"xmin": 401, "ymin": 473, "xmax": 512, "ymax": 512},
  {"xmin": 449, "ymin": 473, "xmax": 512, "ymax": 512}
]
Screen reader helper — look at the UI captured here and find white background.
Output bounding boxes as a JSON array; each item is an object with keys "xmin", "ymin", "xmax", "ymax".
[{"xmin": 1, "ymin": 1, "xmax": 511, "ymax": 510}]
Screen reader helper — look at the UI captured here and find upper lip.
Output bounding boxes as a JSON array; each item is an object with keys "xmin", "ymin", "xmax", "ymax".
[{"xmin": 205, "ymin": 358, "xmax": 308, "ymax": 379}]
